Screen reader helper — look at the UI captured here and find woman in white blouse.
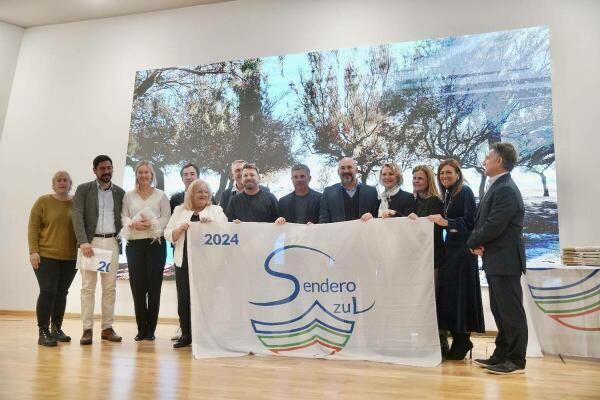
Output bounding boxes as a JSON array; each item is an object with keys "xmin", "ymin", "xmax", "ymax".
[
  {"xmin": 165, "ymin": 178, "xmax": 227, "ymax": 348},
  {"xmin": 121, "ymin": 160, "xmax": 171, "ymax": 341}
]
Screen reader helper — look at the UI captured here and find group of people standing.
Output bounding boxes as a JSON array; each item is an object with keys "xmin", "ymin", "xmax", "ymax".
[{"xmin": 28, "ymin": 142, "xmax": 528, "ymax": 374}]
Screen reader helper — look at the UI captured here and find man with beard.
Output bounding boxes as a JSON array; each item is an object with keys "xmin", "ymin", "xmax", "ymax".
[
  {"xmin": 319, "ymin": 157, "xmax": 379, "ymax": 223},
  {"xmin": 276, "ymin": 164, "xmax": 321, "ymax": 224},
  {"xmin": 72, "ymin": 155, "xmax": 125, "ymax": 345},
  {"xmin": 226, "ymin": 163, "xmax": 279, "ymax": 223},
  {"xmin": 219, "ymin": 159, "xmax": 270, "ymax": 211}
]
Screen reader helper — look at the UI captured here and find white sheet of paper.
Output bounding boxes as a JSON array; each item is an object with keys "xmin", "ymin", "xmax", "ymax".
[{"xmin": 76, "ymin": 248, "xmax": 113, "ymax": 274}]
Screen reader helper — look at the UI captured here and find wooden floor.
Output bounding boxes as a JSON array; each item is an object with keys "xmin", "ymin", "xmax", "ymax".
[{"xmin": 1, "ymin": 314, "xmax": 599, "ymax": 400}]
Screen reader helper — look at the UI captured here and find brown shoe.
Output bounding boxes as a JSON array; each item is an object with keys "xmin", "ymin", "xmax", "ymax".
[
  {"xmin": 101, "ymin": 327, "xmax": 122, "ymax": 342},
  {"xmin": 80, "ymin": 329, "xmax": 93, "ymax": 345}
]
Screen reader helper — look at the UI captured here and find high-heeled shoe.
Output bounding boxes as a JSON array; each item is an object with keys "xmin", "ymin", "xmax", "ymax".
[
  {"xmin": 446, "ymin": 336, "xmax": 473, "ymax": 360},
  {"xmin": 439, "ymin": 332, "xmax": 450, "ymax": 359}
]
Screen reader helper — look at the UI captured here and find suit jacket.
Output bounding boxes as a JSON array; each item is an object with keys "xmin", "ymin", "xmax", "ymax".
[
  {"xmin": 319, "ymin": 183, "xmax": 379, "ymax": 223},
  {"xmin": 466, "ymin": 173, "xmax": 526, "ymax": 276},
  {"xmin": 278, "ymin": 189, "xmax": 322, "ymax": 224},
  {"xmin": 164, "ymin": 204, "xmax": 227, "ymax": 267},
  {"xmin": 219, "ymin": 184, "xmax": 269, "ymax": 211},
  {"xmin": 72, "ymin": 180, "xmax": 125, "ymax": 246}
]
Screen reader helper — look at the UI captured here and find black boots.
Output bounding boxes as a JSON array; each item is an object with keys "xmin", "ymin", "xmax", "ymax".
[
  {"xmin": 446, "ymin": 332, "xmax": 473, "ymax": 360},
  {"xmin": 51, "ymin": 323, "xmax": 71, "ymax": 342},
  {"xmin": 439, "ymin": 330, "xmax": 450, "ymax": 359},
  {"xmin": 173, "ymin": 336, "xmax": 191, "ymax": 349},
  {"xmin": 38, "ymin": 327, "xmax": 58, "ymax": 347}
]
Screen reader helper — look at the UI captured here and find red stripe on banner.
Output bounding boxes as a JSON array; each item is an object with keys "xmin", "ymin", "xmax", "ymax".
[
  {"xmin": 549, "ymin": 305, "xmax": 600, "ymax": 331},
  {"xmin": 270, "ymin": 339, "xmax": 342, "ymax": 354}
]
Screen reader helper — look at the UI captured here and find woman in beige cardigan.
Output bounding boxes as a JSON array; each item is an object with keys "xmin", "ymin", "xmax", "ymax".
[{"xmin": 164, "ymin": 179, "xmax": 227, "ymax": 348}]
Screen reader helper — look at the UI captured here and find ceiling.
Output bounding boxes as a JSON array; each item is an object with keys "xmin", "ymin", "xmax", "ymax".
[{"xmin": 0, "ymin": 0, "xmax": 234, "ymax": 28}]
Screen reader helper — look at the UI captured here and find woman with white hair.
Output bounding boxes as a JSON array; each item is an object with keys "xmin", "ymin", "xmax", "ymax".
[
  {"xmin": 28, "ymin": 170, "xmax": 78, "ymax": 347},
  {"xmin": 121, "ymin": 160, "xmax": 171, "ymax": 341},
  {"xmin": 165, "ymin": 179, "xmax": 227, "ymax": 348}
]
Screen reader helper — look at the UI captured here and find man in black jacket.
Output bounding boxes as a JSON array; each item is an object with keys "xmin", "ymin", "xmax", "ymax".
[
  {"xmin": 277, "ymin": 164, "xmax": 321, "ymax": 224},
  {"xmin": 467, "ymin": 142, "xmax": 527, "ymax": 375},
  {"xmin": 319, "ymin": 157, "xmax": 379, "ymax": 223},
  {"xmin": 220, "ymin": 159, "xmax": 269, "ymax": 211}
]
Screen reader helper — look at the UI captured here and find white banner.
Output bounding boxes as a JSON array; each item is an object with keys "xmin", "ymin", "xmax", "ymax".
[
  {"xmin": 525, "ymin": 267, "xmax": 600, "ymax": 358},
  {"xmin": 76, "ymin": 248, "xmax": 113, "ymax": 274},
  {"xmin": 187, "ymin": 218, "xmax": 441, "ymax": 367}
]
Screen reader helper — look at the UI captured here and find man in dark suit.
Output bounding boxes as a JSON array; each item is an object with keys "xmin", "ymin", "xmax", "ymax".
[
  {"xmin": 319, "ymin": 157, "xmax": 379, "ymax": 223},
  {"xmin": 72, "ymin": 155, "xmax": 125, "ymax": 345},
  {"xmin": 219, "ymin": 159, "xmax": 269, "ymax": 210},
  {"xmin": 277, "ymin": 164, "xmax": 321, "ymax": 224},
  {"xmin": 467, "ymin": 142, "xmax": 527, "ymax": 375},
  {"xmin": 170, "ymin": 163, "xmax": 199, "ymax": 213}
]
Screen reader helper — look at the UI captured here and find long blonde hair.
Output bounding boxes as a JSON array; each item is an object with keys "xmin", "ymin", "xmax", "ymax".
[{"xmin": 412, "ymin": 165, "xmax": 440, "ymax": 199}]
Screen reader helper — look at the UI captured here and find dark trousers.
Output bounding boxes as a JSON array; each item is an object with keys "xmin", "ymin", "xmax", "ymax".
[
  {"xmin": 487, "ymin": 274, "xmax": 528, "ymax": 368},
  {"xmin": 33, "ymin": 257, "xmax": 77, "ymax": 328},
  {"xmin": 175, "ymin": 263, "xmax": 191, "ymax": 339},
  {"xmin": 126, "ymin": 238, "xmax": 166, "ymax": 335}
]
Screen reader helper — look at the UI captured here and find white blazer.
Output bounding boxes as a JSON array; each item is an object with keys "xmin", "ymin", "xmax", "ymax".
[{"xmin": 164, "ymin": 204, "xmax": 228, "ymax": 267}]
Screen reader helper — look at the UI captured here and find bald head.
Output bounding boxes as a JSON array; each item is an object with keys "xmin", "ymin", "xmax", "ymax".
[{"xmin": 338, "ymin": 157, "xmax": 358, "ymax": 186}]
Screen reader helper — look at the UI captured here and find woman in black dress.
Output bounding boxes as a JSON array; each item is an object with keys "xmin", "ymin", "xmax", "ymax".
[
  {"xmin": 408, "ymin": 165, "xmax": 447, "ymax": 355},
  {"xmin": 428, "ymin": 159, "xmax": 484, "ymax": 360}
]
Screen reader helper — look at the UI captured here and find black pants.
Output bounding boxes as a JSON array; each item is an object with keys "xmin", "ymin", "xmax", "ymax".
[
  {"xmin": 175, "ymin": 263, "xmax": 191, "ymax": 339},
  {"xmin": 126, "ymin": 238, "xmax": 166, "ymax": 336},
  {"xmin": 487, "ymin": 274, "xmax": 528, "ymax": 368},
  {"xmin": 33, "ymin": 257, "xmax": 77, "ymax": 329}
]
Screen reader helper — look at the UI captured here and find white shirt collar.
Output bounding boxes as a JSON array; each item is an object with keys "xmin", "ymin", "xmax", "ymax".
[
  {"xmin": 486, "ymin": 172, "xmax": 509, "ymax": 192},
  {"xmin": 96, "ymin": 180, "xmax": 112, "ymax": 191}
]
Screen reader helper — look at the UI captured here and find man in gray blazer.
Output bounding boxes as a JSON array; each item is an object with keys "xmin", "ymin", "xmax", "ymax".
[
  {"xmin": 319, "ymin": 157, "xmax": 379, "ymax": 223},
  {"xmin": 72, "ymin": 155, "xmax": 125, "ymax": 345},
  {"xmin": 467, "ymin": 142, "xmax": 527, "ymax": 375}
]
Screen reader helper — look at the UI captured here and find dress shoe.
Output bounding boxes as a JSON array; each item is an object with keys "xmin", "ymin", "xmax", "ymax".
[
  {"xmin": 80, "ymin": 329, "xmax": 93, "ymax": 345},
  {"xmin": 134, "ymin": 332, "xmax": 146, "ymax": 342},
  {"xmin": 145, "ymin": 334, "xmax": 155, "ymax": 341},
  {"xmin": 38, "ymin": 327, "xmax": 58, "ymax": 347},
  {"xmin": 171, "ymin": 327, "xmax": 182, "ymax": 341},
  {"xmin": 101, "ymin": 327, "xmax": 122, "ymax": 342},
  {"xmin": 473, "ymin": 355, "xmax": 503, "ymax": 368},
  {"xmin": 173, "ymin": 336, "xmax": 191, "ymax": 349},
  {"xmin": 486, "ymin": 360, "xmax": 526, "ymax": 375},
  {"xmin": 51, "ymin": 323, "xmax": 71, "ymax": 342}
]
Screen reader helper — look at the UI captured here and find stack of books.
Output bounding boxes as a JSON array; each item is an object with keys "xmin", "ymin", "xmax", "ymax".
[{"xmin": 561, "ymin": 246, "xmax": 600, "ymax": 266}]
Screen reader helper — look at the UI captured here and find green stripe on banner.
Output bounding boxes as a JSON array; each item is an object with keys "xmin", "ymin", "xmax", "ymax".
[
  {"xmin": 257, "ymin": 322, "xmax": 349, "ymax": 340},
  {"xmin": 535, "ymin": 290, "xmax": 600, "ymax": 305},
  {"xmin": 259, "ymin": 333, "xmax": 350, "ymax": 349},
  {"xmin": 535, "ymin": 299, "xmax": 600, "ymax": 314}
]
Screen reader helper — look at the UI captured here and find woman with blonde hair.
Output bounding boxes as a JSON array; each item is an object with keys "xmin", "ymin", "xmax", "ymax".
[
  {"xmin": 28, "ymin": 171, "xmax": 78, "ymax": 346},
  {"xmin": 428, "ymin": 159, "xmax": 484, "ymax": 360},
  {"xmin": 408, "ymin": 165, "xmax": 446, "ymax": 355},
  {"xmin": 165, "ymin": 179, "xmax": 227, "ymax": 348},
  {"xmin": 375, "ymin": 162, "xmax": 415, "ymax": 219},
  {"xmin": 121, "ymin": 160, "xmax": 171, "ymax": 341}
]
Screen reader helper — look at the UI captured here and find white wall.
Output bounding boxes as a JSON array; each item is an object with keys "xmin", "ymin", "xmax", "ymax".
[
  {"xmin": 1, "ymin": 0, "xmax": 599, "ymax": 323},
  {"xmin": 0, "ymin": 21, "xmax": 23, "ymax": 140}
]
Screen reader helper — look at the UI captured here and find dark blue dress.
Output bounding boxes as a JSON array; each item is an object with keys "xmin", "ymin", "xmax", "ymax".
[{"xmin": 436, "ymin": 185, "xmax": 485, "ymax": 333}]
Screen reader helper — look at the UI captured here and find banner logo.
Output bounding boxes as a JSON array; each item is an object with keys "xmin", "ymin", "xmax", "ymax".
[
  {"xmin": 249, "ymin": 245, "xmax": 375, "ymax": 355},
  {"xmin": 528, "ymin": 269, "xmax": 600, "ymax": 331}
]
